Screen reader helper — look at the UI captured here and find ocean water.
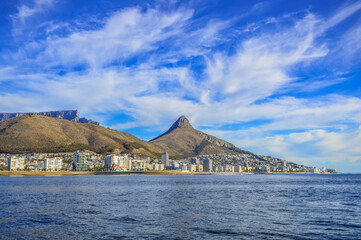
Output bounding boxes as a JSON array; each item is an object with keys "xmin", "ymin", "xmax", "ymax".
[{"xmin": 0, "ymin": 174, "xmax": 360, "ymax": 239}]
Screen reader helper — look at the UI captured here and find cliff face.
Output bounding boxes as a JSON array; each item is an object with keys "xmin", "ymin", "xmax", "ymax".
[{"xmin": 0, "ymin": 110, "xmax": 99, "ymax": 125}]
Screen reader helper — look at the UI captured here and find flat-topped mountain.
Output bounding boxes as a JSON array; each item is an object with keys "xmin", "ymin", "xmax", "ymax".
[
  {"xmin": 150, "ymin": 115, "xmax": 250, "ymax": 158},
  {"xmin": 0, "ymin": 115, "xmax": 160, "ymax": 157},
  {"xmin": 0, "ymin": 110, "xmax": 99, "ymax": 125}
]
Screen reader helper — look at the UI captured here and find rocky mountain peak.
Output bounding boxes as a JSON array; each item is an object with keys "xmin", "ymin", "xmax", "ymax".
[
  {"xmin": 149, "ymin": 115, "xmax": 193, "ymax": 141},
  {"xmin": 170, "ymin": 115, "xmax": 192, "ymax": 129}
]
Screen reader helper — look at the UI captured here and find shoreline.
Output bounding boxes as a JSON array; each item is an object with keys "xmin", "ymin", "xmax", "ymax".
[
  {"xmin": 0, "ymin": 171, "xmax": 342, "ymax": 176},
  {"xmin": 0, "ymin": 171, "xmax": 203, "ymax": 176}
]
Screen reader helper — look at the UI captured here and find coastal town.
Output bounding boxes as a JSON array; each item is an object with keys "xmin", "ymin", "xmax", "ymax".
[
  {"xmin": 0, "ymin": 112, "xmax": 338, "ymax": 174},
  {"xmin": 1, "ymin": 151, "xmax": 336, "ymax": 174}
]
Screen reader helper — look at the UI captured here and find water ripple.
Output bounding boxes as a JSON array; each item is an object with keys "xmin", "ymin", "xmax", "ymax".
[{"xmin": 0, "ymin": 174, "xmax": 360, "ymax": 239}]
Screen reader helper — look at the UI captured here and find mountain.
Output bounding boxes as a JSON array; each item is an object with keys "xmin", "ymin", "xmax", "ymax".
[
  {"xmin": 150, "ymin": 115, "xmax": 251, "ymax": 158},
  {"xmin": 0, "ymin": 110, "xmax": 99, "ymax": 125},
  {"xmin": 0, "ymin": 115, "xmax": 160, "ymax": 157}
]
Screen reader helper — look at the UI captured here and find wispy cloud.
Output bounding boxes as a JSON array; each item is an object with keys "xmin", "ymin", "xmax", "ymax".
[
  {"xmin": 319, "ymin": 0, "xmax": 361, "ymax": 32},
  {"xmin": 204, "ymin": 13, "xmax": 328, "ymax": 105},
  {"xmin": 12, "ymin": 0, "xmax": 55, "ymax": 25},
  {"xmin": 37, "ymin": 8, "xmax": 195, "ymax": 68},
  {"xmin": 10, "ymin": 0, "xmax": 56, "ymax": 37}
]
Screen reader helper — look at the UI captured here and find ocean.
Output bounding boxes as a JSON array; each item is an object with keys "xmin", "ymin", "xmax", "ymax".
[{"xmin": 0, "ymin": 174, "xmax": 360, "ymax": 239}]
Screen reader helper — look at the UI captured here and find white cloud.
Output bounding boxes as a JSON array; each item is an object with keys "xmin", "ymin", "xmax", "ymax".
[
  {"xmin": 1, "ymin": 5, "xmax": 228, "ymax": 117},
  {"xmin": 319, "ymin": 0, "xmax": 361, "ymax": 32},
  {"xmin": 336, "ymin": 24, "xmax": 361, "ymax": 64},
  {"xmin": 12, "ymin": 0, "xmax": 55, "ymax": 25},
  {"xmin": 16, "ymin": 5, "xmax": 38, "ymax": 24},
  {"xmin": 279, "ymin": 76, "xmax": 347, "ymax": 93},
  {"xmin": 34, "ymin": 7, "xmax": 195, "ymax": 68},
  {"xmin": 204, "ymin": 13, "xmax": 328, "ymax": 105}
]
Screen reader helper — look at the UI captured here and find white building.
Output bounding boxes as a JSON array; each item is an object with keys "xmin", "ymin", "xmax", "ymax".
[
  {"xmin": 104, "ymin": 154, "xmax": 131, "ymax": 171},
  {"xmin": 309, "ymin": 168, "xmax": 320, "ymax": 173},
  {"xmin": 8, "ymin": 156, "xmax": 26, "ymax": 171},
  {"xmin": 152, "ymin": 163, "xmax": 164, "ymax": 171},
  {"xmin": 181, "ymin": 164, "xmax": 188, "ymax": 172},
  {"xmin": 270, "ymin": 166, "xmax": 277, "ymax": 172},
  {"xmin": 44, "ymin": 157, "xmax": 63, "ymax": 171},
  {"xmin": 132, "ymin": 159, "xmax": 150, "ymax": 171}
]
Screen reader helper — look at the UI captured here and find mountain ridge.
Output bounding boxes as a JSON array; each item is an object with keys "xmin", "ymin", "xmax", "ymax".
[
  {"xmin": 0, "ymin": 114, "xmax": 267, "ymax": 161},
  {"xmin": 150, "ymin": 115, "xmax": 250, "ymax": 158}
]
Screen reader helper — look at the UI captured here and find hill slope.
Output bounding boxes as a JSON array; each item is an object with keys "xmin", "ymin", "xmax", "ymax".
[
  {"xmin": 0, "ymin": 115, "xmax": 161, "ymax": 157},
  {"xmin": 150, "ymin": 115, "xmax": 250, "ymax": 158}
]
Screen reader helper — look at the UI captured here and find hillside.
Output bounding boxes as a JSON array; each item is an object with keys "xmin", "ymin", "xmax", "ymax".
[
  {"xmin": 150, "ymin": 116, "xmax": 250, "ymax": 158},
  {"xmin": 0, "ymin": 115, "xmax": 161, "ymax": 157}
]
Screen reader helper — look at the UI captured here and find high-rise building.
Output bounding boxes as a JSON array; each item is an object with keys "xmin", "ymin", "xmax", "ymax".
[
  {"xmin": 104, "ymin": 154, "xmax": 132, "ymax": 171},
  {"xmin": 203, "ymin": 158, "xmax": 213, "ymax": 172},
  {"xmin": 72, "ymin": 151, "xmax": 88, "ymax": 171},
  {"xmin": 161, "ymin": 152, "xmax": 169, "ymax": 167},
  {"xmin": 105, "ymin": 155, "xmax": 119, "ymax": 170},
  {"xmin": 8, "ymin": 156, "xmax": 25, "ymax": 171},
  {"xmin": 44, "ymin": 157, "xmax": 63, "ymax": 171},
  {"xmin": 235, "ymin": 166, "xmax": 242, "ymax": 172}
]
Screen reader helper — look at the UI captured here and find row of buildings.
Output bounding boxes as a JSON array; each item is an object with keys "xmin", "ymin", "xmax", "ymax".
[
  {"xmin": 1, "ymin": 152, "xmax": 336, "ymax": 173},
  {"xmin": 1, "ymin": 152, "xmax": 104, "ymax": 171},
  {"xmin": 6, "ymin": 156, "xmax": 63, "ymax": 171},
  {"xmin": 178, "ymin": 154, "xmax": 337, "ymax": 173}
]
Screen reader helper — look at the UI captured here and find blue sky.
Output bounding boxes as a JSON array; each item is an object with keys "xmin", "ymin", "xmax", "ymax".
[{"xmin": 1, "ymin": 0, "xmax": 361, "ymax": 172}]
